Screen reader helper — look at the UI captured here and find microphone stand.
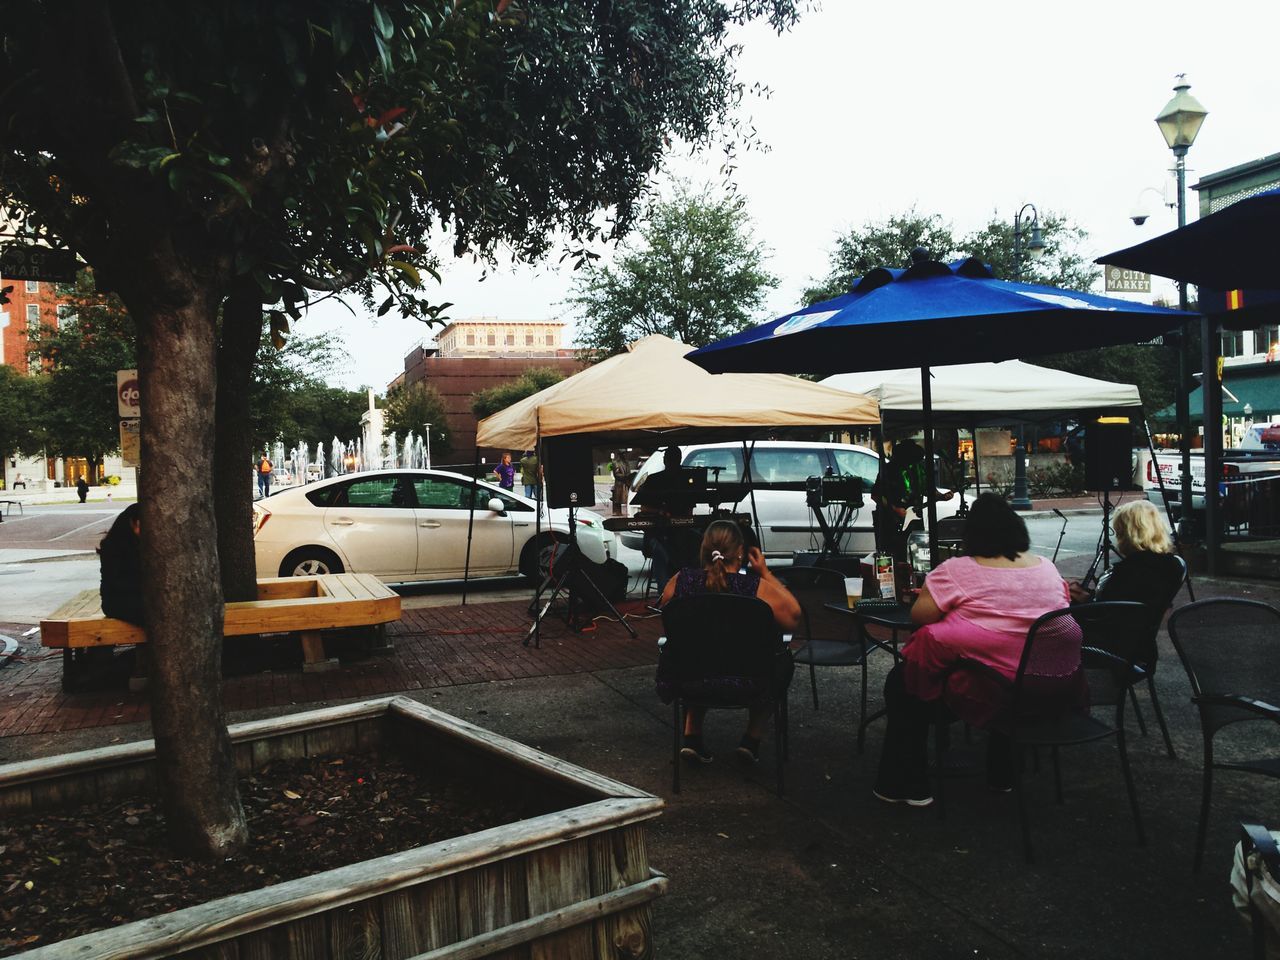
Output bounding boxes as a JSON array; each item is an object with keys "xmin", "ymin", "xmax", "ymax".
[{"xmin": 1051, "ymin": 508, "xmax": 1068, "ymax": 564}]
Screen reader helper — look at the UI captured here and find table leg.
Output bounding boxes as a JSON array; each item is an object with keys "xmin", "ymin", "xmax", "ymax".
[{"xmin": 299, "ymin": 631, "xmax": 339, "ymax": 673}]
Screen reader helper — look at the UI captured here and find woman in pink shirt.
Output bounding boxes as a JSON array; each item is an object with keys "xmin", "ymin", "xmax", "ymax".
[{"xmin": 873, "ymin": 494, "xmax": 1071, "ymax": 807}]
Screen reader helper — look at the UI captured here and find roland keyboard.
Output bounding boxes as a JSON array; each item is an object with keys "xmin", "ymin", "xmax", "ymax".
[{"xmin": 602, "ymin": 513, "xmax": 753, "ymax": 533}]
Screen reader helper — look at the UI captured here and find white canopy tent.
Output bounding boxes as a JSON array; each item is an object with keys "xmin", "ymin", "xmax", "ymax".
[{"xmin": 819, "ymin": 360, "xmax": 1142, "ymax": 426}]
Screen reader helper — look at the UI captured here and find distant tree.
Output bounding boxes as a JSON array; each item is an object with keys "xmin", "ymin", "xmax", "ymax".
[
  {"xmin": 27, "ymin": 276, "xmax": 137, "ymax": 481},
  {"xmin": 958, "ymin": 211, "xmax": 1100, "ymax": 290},
  {"xmin": 472, "ymin": 367, "xmax": 566, "ymax": 421},
  {"xmin": 383, "ymin": 382, "xmax": 453, "ymax": 458},
  {"xmin": 570, "ymin": 188, "xmax": 777, "ymax": 358},
  {"xmin": 803, "ymin": 210, "xmax": 956, "ymax": 304},
  {"xmin": 247, "ymin": 332, "xmax": 347, "ymax": 452},
  {"xmin": 0, "ymin": 366, "xmax": 45, "ymax": 471},
  {"xmin": 285, "ymin": 383, "xmax": 369, "ymax": 452}
]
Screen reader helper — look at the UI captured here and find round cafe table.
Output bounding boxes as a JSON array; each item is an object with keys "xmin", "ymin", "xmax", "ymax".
[{"xmin": 823, "ymin": 599, "xmax": 916, "ymax": 753}]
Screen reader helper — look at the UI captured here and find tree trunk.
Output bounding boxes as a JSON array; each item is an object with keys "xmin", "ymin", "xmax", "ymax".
[
  {"xmin": 135, "ymin": 277, "xmax": 248, "ymax": 859},
  {"xmin": 214, "ymin": 283, "xmax": 263, "ymax": 602}
]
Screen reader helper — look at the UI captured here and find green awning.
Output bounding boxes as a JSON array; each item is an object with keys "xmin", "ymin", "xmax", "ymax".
[{"xmin": 1152, "ymin": 363, "xmax": 1280, "ymax": 423}]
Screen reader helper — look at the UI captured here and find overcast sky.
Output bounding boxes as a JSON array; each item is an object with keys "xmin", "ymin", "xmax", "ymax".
[{"xmin": 307, "ymin": 0, "xmax": 1280, "ymax": 391}]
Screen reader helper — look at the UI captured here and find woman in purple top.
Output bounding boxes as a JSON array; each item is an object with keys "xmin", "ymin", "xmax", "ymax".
[
  {"xmin": 492, "ymin": 452, "xmax": 516, "ymax": 491},
  {"xmin": 658, "ymin": 520, "xmax": 801, "ymax": 764}
]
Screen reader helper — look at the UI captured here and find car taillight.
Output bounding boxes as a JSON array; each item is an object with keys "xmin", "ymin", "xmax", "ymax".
[
  {"xmin": 252, "ymin": 507, "xmax": 271, "ymax": 537},
  {"xmin": 1222, "ymin": 463, "xmax": 1240, "ymax": 479},
  {"xmin": 1146, "ymin": 460, "xmax": 1157, "ymax": 482}
]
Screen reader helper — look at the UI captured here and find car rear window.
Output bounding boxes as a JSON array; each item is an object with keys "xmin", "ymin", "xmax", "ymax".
[
  {"xmin": 334, "ymin": 477, "xmax": 409, "ymax": 508},
  {"xmin": 305, "ymin": 486, "xmax": 338, "ymax": 507},
  {"xmin": 831, "ymin": 448, "xmax": 880, "ymax": 485},
  {"xmin": 747, "ymin": 448, "xmax": 828, "ymax": 484},
  {"xmin": 685, "ymin": 448, "xmax": 743, "ymax": 482}
]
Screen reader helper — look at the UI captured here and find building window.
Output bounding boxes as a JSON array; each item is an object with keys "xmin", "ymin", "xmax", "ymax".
[
  {"xmin": 487, "ymin": 333, "xmax": 496, "ymax": 346},
  {"xmin": 56, "ymin": 304, "xmax": 75, "ymax": 328},
  {"xmin": 1221, "ymin": 330, "xmax": 1244, "ymax": 358},
  {"xmin": 525, "ymin": 333, "xmax": 534, "ymax": 346},
  {"xmin": 26, "ymin": 304, "xmax": 40, "ymax": 331},
  {"xmin": 546, "ymin": 334, "xmax": 555, "ymax": 346},
  {"xmin": 505, "ymin": 333, "xmax": 515, "ymax": 346},
  {"xmin": 466, "ymin": 333, "xmax": 476, "ymax": 346},
  {"xmin": 25, "ymin": 280, "xmax": 38, "ymax": 293},
  {"xmin": 1260, "ymin": 325, "xmax": 1280, "ymax": 359}
]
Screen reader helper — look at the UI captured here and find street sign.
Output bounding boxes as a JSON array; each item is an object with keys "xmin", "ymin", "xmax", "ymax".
[
  {"xmin": 116, "ymin": 369, "xmax": 140, "ymax": 419},
  {"xmin": 1104, "ymin": 266, "xmax": 1151, "ymax": 293},
  {"xmin": 119, "ymin": 419, "xmax": 141, "ymax": 468},
  {"xmin": 0, "ymin": 244, "xmax": 77, "ymax": 283}
]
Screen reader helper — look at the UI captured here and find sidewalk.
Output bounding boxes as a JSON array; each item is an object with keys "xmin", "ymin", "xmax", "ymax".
[{"xmin": 0, "ymin": 570, "xmax": 1270, "ymax": 957}]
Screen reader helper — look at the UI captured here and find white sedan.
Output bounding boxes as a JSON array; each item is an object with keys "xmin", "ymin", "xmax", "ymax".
[{"xmin": 252, "ymin": 469, "xmax": 609, "ymax": 582}]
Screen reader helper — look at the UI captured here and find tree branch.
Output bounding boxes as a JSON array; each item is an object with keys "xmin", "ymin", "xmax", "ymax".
[{"xmin": 77, "ymin": 0, "xmax": 139, "ymax": 118}]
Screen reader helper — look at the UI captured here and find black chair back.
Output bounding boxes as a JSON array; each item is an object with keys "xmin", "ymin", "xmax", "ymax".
[
  {"xmin": 774, "ymin": 566, "xmax": 846, "ymax": 645},
  {"xmin": 1168, "ymin": 598, "xmax": 1280, "ymax": 733},
  {"xmin": 661, "ymin": 593, "xmax": 783, "ymax": 697}
]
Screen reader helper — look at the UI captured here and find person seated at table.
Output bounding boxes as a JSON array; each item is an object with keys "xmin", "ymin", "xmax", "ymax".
[
  {"xmin": 873, "ymin": 494, "xmax": 1072, "ymax": 807},
  {"xmin": 658, "ymin": 519, "xmax": 801, "ymax": 765},
  {"xmin": 1068, "ymin": 499, "xmax": 1183, "ymax": 609},
  {"xmin": 99, "ymin": 503, "xmax": 145, "ymax": 626}
]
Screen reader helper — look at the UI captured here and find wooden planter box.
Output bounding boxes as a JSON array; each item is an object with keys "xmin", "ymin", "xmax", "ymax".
[{"xmin": 1, "ymin": 697, "xmax": 666, "ymax": 959}]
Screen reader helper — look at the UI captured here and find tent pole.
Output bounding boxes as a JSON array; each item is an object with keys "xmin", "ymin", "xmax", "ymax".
[
  {"xmin": 462, "ymin": 445, "xmax": 481, "ymax": 606},
  {"xmin": 1202, "ymin": 314, "xmax": 1221, "ymax": 577},
  {"xmin": 1145, "ymin": 417, "xmax": 1194, "ymax": 601},
  {"xmin": 971, "ymin": 421, "xmax": 981, "ymax": 497},
  {"xmin": 742, "ymin": 439, "xmax": 763, "ymax": 554},
  {"xmin": 531, "ymin": 419, "xmax": 544, "ymax": 648},
  {"xmin": 921, "ymin": 367, "xmax": 939, "ymax": 569}
]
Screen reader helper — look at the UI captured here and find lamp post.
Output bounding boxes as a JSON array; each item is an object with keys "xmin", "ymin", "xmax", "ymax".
[
  {"xmin": 1009, "ymin": 203, "xmax": 1045, "ymax": 511},
  {"xmin": 423, "ymin": 423, "xmax": 432, "ymax": 469},
  {"xmin": 1155, "ymin": 75, "xmax": 1208, "ymax": 543}
]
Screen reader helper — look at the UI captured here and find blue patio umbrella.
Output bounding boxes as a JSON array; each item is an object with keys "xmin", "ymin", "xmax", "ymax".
[
  {"xmin": 689, "ymin": 253, "xmax": 1188, "ymax": 562},
  {"xmin": 1098, "ymin": 187, "xmax": 1280, "ymax": 292}
]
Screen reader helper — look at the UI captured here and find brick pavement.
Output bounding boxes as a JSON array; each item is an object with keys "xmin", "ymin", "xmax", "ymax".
[{"xmin": 0, "ymin": 598, "xmax": 663, "ymax": 739}]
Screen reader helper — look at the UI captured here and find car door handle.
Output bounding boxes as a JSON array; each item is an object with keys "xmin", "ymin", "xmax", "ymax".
[
  {"xmin": 419, "ymin": 521, "xmax": 441, "ymax": 529},
  {"xmin": 331, "ymin": 517, "xmax": 355, "ymax": 526}
]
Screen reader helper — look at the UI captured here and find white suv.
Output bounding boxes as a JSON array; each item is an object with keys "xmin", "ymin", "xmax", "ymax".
[{"xmin": 626, "ymin": 440, "xmax": 960, "ymax": 559}]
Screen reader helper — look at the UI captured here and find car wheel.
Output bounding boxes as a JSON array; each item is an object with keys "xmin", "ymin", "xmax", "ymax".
[
  {"xmin": 519, "ymin": 533, "xmax": 573, "ymax": 581},
  {"xmin": 279, "ymin": 547, "xmax": 344, "ymax": 578}
]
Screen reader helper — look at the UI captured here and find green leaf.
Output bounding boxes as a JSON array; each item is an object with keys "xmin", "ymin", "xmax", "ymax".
[
  {"xmin": 387, "ymin": 260, "xmax": 420, "ymax": 286},
  {"xmin": 208, "ymin": 171, "xmax": 252, "ymax": 209},
  {"xmin": 377, "ymin": 296, "xmax": 394, "ymax": 317},
  {"xmin": 371, "ymin": 4, "xmax": 394, "ymax": 41}
]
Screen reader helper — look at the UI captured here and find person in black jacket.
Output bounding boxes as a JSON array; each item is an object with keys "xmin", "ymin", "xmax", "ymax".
[
  {"xmin": 99, "ymin": 503, "xmax": 144, "ymax": 626},
  {"xmin": 1070, "ymin": 499, "xmax": 1184, "ymax": 617}
]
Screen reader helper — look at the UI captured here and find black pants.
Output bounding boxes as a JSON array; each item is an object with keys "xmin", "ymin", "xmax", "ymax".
[{"xmin": 875, "ymin": 664, "xmax": 1014, "ymax": 794}]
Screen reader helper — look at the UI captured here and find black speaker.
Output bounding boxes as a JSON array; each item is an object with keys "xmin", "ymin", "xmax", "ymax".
[
  {"xmin": 1084, "ymin": 419, "xmax": 1137, "ymax": 493},
  {"xmin": 543, "ymin": 437, "xmax": 596, "ymax": 509}
]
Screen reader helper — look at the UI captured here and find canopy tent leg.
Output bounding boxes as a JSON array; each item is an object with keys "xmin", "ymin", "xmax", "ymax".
[
  {"xmin": 462, "ymin": 446, "xmax": 481, "ymax": 606},
  {"xmin": 971, "ymin": 421, "xmax": 981, "ymax": 497},
  {"xmin": 742, "ymin": 439, "xmax": 764, "ymax": 555},
  {"xmin": 1145, "ymin": 418, "xmax": 1195, "ymax": 602},
  {"xmin": 922, "ymin": 366, "xmax": 939, "ymax": 569},
  {"xmin": 1202, "ymin": 314, "xmax": 1221, "ymax": 578}
]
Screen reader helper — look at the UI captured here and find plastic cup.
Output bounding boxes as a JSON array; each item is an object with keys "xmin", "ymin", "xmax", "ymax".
[{"xmin": 844, "ymin": 577, "xmax": 862, "ymax": 609}]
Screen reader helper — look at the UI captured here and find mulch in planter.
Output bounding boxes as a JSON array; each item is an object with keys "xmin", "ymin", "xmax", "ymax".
[{"xmin": 0, "ymin": 752, "xmax": 534, "ymax": 954}]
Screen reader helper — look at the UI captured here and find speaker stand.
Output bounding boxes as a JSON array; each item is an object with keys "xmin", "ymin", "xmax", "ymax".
[
  {"xmin": 1081, "ymin": 490, "xmax": 1117, "ymax": 592},
  {"xmin": 525, "ymin": 501, "xmax": 637, "ymax": 648}
]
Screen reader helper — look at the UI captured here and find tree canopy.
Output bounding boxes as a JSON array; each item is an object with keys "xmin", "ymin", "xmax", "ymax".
[
  {"xmin": 0, "ymin": 366, "xmax": 44, "ymax": 467},
  {"xmin": 472, "ymin": 367, "xmax": 565, "ymax": 420},
  {"xmin": 803, "ymin": 209, "xmax": 1099, "ymax": 304},
  {"xmin": 383, "ymin": 382, "xmax": 453, "ymax": 458},
  {"xmin": 27, "ymin": 277, "xmax": 137, "ymax": 468},
  {"xmin": 569, "ymin": 187, "xmax": 777, "ymax": 358}
]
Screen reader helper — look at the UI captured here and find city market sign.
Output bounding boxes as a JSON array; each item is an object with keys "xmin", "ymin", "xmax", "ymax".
[
  {"xmin": 1104, "ymin": 266, "xmax": 1151, "ymax": 294},
  {"xmin": 0, "ymin": 243, "xmax": 77, "ymax": 283}
]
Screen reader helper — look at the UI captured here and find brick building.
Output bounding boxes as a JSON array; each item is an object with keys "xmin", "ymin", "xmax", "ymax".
[
  {"xmin": 0, "ymin": 277, "xmax": 66, "ymax": 373},
  {"xmin": 392, "ymin": 319, "xmax": 584, "ymax": 458}
]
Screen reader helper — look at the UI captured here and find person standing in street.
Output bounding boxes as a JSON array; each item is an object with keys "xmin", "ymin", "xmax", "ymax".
[
  {"xmin": 610, "ymin": 451, "xmax": 632, "ymax": 516},
  {"xmin": 76, "ymin": 475, "xmax": 89, "ymax": 503},
  {"xmin": 519, "ymin": 449, "xmax": 540, "ymax": 500},
  {"xmin": 493, "ymin": 452, "xmax": 516, "ymax": 491},
  {"xmin": 257, "ymin": 454, "xmax": 273, "ymax": 499}
]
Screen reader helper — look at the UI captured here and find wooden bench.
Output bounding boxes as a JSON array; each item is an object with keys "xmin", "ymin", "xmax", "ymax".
[{"xmin": 41, "ymin": 573, "xmax": 401, "ymax": 687}]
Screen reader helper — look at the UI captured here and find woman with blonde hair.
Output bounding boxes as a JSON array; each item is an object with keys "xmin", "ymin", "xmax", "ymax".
[
  {"xmin": 1069, "ymin": 499, "xmax": 1182, "ymax": 607},
  {"xmin": 658, "ymin": 519, "xmax": 801, "ymax": 764}
]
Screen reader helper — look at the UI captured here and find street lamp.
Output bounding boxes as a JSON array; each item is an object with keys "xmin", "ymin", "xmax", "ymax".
[
  {"xmin": 1155, "ymin": 75, "xmax": 1208, "ymax": 539},
  {"xmin": 1009, "ymin": 203, "xmax": 1044, "ymax": 510},
  {"xmin": 423, "ymin": 423, "xmax": 432, "ymax": 469}
]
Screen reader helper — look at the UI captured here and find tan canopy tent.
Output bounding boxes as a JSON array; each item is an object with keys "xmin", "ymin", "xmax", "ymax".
[{"xmin": 476, "ymin": 334, "xmax": 879, "ymax": 448}]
